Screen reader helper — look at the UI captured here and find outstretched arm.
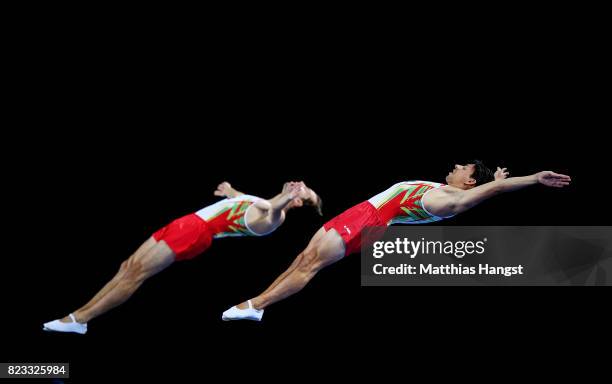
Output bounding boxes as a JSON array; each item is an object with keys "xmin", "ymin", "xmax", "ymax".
[
  {"xmin": 452, "ymin": 170, "xmax": 571, "ymax": 214},
  {"xmin": 214, "ymin": 182, "xmax": 244, "ymax": 198}
]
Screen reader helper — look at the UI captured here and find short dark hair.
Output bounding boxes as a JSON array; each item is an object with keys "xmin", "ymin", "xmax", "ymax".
[
  {"xmin": 306, "ymin": 193, "xmax": 323, "ymax": 216},
  {"xmin": 470, "ymin": 160, "xmax": 494, "ymax": 185}
]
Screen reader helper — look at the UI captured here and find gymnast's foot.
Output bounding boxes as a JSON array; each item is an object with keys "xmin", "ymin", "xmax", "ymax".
[
  {"xmin": 222, "ymin": 300, "xmax": 264, "ymax": 322},
  {"xmin": 43, "ymin": 313, "xmax": 88, "ymax": 334}
]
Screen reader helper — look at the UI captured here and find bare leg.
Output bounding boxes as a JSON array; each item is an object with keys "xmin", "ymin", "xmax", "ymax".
[
  {"xmin": 259, "ymin": 227, "xmax": 328, "ymax": 297},
  {"xmin": 65, "ymin": 238, "xmax": 158, "ymax": 321},
  {"xmin": 71, "ymin": 240, "xmax": 175, "ymax": 323},
  {"xmin": 237, "ymin": 228, "xmax": 346, "ymax": 310}
]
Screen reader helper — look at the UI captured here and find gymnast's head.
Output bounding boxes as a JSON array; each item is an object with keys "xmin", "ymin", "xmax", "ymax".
[
  {"xmin": 283, "ymin": 181, "xmax": 323, "ymax": 216},
  {"xmin": 445, "ymin": 160, "xmax": 494, "ymax": 190}
]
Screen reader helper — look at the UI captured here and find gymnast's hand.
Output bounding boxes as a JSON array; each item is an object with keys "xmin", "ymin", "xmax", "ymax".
[
  {"xmin": 214, "ymin": 182, "xmax": 233, "ymax": 197},
  {"xmin": 536, "ymin": 171, "xmax": 572, "ymax": 188},
  {"xmin": 284, "ymin": 182, "xmax": 304, "ymax": 200},
  {"xmin": 494, "ymin": 167, "xmax": 509, "ymax": 181}
]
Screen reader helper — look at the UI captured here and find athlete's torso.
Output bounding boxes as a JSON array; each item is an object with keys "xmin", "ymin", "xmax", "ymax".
[
  {"xmin": 195, "ymin": 195, "xmax": 276, "ymax": 238},
  {"xmin": 367, "ymin": 181, "xmax": 453, "ymax": 225}
]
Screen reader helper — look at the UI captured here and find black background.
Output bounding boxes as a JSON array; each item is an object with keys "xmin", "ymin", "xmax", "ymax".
[{"xmin": 2, "ymin": 12, "xmax": 609, "ymax": 381}]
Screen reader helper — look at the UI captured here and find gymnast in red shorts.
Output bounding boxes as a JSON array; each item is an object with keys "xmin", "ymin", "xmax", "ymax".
[
  {"xmin": 223, "ymin": 162, "xmax": 571, "ymax": 321},
  {"xmin": 43, "ymin": 181, "xmax": 322, "ymax": 334}
]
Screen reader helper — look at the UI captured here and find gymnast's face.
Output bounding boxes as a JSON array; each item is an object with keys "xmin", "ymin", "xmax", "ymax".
[
  {"xmin": 283, "ymin": 182, "xmax": 321, "ymax": 212},
  {"xmin": 446, "ymin": 164, "xmax": 477, "ymax": 189},
  {"xmin": 285, "ymin": 182, "xmax": 314, "ymax": 205}
]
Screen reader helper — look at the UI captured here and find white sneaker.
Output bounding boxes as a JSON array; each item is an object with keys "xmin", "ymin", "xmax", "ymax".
[
  {"xmin": 43, "ymin": 313, "xmax": 87, "ymax": 334},
  {"xmin": 222, "ymin": 300, "xmax": 264, "ymax": 322}
]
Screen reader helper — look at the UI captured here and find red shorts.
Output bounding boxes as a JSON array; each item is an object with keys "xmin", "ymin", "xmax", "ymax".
[
  {"xmin": 153, "ymin": 213, "xmax": 213, "ymax": 261},
  {"xmin": 323, "ymin": 201, "xmax": 386, "ymax": 256}
]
